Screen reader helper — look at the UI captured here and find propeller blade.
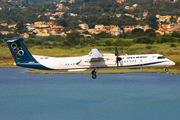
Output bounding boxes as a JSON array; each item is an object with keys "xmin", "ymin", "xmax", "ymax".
[
  {"xmin": 115, "ymin": 47, "xmax": 118, "ymax": 56},
  {"xmin": 115, "ymin": 47, "xmax": 122, "ymax": 69}
]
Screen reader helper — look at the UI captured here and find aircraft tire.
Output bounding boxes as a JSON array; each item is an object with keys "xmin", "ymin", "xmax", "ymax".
[
  {"xmin": 165, "ymin": 67, "xmax": 168, "ymax": 72},
  {"xmin": 92, "ymin": 74, "xmax": 97, "ymax": 79}
]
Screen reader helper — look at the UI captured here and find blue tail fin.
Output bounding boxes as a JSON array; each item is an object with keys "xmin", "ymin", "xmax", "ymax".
[{"xmin": 4, "ymin": 38, "xmax": 37, "ymax": 63}]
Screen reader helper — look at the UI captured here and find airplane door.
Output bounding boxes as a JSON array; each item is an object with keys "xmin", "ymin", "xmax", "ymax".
[{"xmin": 60, "ymin": 62, "xmax": 65, "ymax": 70}]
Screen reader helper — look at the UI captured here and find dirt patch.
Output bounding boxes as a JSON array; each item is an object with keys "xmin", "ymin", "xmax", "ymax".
[{"xmin": 0, "ymin": 59, "xmax": 14, "ymax": 66}]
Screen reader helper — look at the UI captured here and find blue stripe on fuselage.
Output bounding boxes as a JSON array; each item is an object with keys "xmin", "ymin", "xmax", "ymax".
[{"xmin": 16, "ymin": 63, "xmax": 53, "ymax": 70}]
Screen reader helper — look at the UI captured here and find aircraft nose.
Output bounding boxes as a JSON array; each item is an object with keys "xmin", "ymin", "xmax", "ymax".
[{"xmin": 169, "ymin": 61, "xmax": 175, "ymax": 66}]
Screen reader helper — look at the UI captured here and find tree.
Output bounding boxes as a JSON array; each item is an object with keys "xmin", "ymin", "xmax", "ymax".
[
  {"xmin": 147, "ymin": 14, "xmax": 159, "ymax": 30},
  {"xmin": 0, "ymin": 33, "xmax": 4, "ymax": 39},
  {"xmin": 94, "ymin": 31, "xmax": 112, "ymax": 38},
  {"xmin": 57, "ymin": 19, "xmax": 68, "ymax": 27},
  {"xmin": 26, "ymin": 0, "xmax": 29, "ymax": 7},
  {"xmin": 133, "ymin": 36, "xmax": 155, "ymax": 44},
  {"xmin": 171, "ymin": 31, "xmax": 180, "ymax": 38},
  {"xmin": 160, "ymin": 34, "xmax": 177, "ymax": 43},
  {"xmin": 16, "ymin": 20, "xmax": 25, "ymax": 33},
  {"xmin": 54, "ymin": 15, "xmax": 59, "ymax": 19},
  {"xmin": 144, "ymin": 29, "xmax": 156, "ymax": 37},
  {"xmin": 132, "ymin": 28, "xmax": 144, "ymax": 37},
  {"xmin": 6, "ymin": 33, "xmax": 13, "ymax": 38},
  {"xmin": 66, "ymin": 31, "xmax": 81, "ymax": 45}
]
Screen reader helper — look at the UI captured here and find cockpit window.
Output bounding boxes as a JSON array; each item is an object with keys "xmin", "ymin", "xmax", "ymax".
[{"xmin": 158, "ymin": 56, "xmax": 165, "ymax": 59}]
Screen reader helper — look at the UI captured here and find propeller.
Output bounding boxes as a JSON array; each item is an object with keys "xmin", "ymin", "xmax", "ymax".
[{"xmin": 115, "ymin": 47, "xmax": 122, "ymax": 68}]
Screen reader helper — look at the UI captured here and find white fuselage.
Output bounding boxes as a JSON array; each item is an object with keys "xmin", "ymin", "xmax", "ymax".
[{"xmin": 32, "ymin": 53, "xmax": 175, "ymax": 71}]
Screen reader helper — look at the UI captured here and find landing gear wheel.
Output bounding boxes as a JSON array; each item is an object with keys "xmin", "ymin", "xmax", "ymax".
[
  {"xmin": 91, "ymin": 68, "xmax": 98, "ymax": 79},
  {"xmin": 91, "ymin": 70, "xmax": 96, "ymax": 75},
  {"xmin": 165, "ymin": 67, "xmax": 168, "ymax": 72},
  {"xmin": 92, "ymin": 74, "xmax": 97, "ymax": 79}
]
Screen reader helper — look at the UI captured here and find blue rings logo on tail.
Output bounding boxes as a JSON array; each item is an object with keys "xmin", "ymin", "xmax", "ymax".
[{"xmin": 11, "ymin": 43, "xmax": 24, "ymax": 59}]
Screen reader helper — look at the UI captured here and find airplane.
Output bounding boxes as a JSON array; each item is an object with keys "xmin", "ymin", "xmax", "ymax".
[{"xmin": 4, "ymin": 38, "xmax": 175, "ymax": 79}]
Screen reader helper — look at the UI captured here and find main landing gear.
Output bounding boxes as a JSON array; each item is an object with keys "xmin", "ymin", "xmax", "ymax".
[{"xmin": 91, "ymin": 68, "xmax": 99, "ymax": 79}]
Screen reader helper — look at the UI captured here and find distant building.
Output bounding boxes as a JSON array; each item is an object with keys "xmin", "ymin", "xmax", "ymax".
[
  {"xmin": 124, "ymin": 13, "xmax": 134, "ymax": 18},
  {"xmin": 125, "ymin": 6, "xmax": 130, "ymax": 10},
  {"xmin": 49, "ymin": 16, "xmax": 56, "ymax": 20},
  {"xmin": 0, "ymin": 30, "xmax": 13, "ymax": 35},
  {"xmin": 8, "ymin": 24, "xmax": 16, "ymax": 29},
  {"xmin": 34, "ymin": 21, "xmax": 46, "ymax": 28},
  {"xmin": 115, "ymin": 14, "xmax": 121, "ymax": 18},
  {"xmin": 26, "ymin": 25, "xmax": 36, "ymax": 31},
  {"xmin": 47, "ymin": 21, "xmax": 55, "ymax": 26},
  {"xmin": 68, "ymin": 13, "xmax": 78, "ymax": 16},
  {"xmin": 166, "ymin": 0, "xmax": 178, "ymax": 3},
  {"xmin": 79, "ymin": 24, "xmax": 89, "ymax": 30},
  {"xmin": 177, "ymin": 17, "xmax": 180, "ymax": 23},
  {"xmin": 60, "ymin": 0, "xmax": 67, "ymax": 2},
  {"xmin": 69, "ymin": 0, "xmax": 75, "ymax": 3},
  {"xmin": 0, "ymin": 23, "xmax": 8, "ymax": 26},
  {"xmin": 116, "ymin": 0, "xmax": 126, "ymax": 4},
  {"xmin": 143, "ymin": 11, "xmax": 148, "ymax": 19},
  {"xmin": 156, "ymin": 14, "xmax": 171, "ymax": 23},
  {"xmin": 95, "ymin": 25, "xmax": 104, "ymax": 30},
  {"xmin": 20, "ymin": 33, "xmax": 29, "ymax": 38},
  {"xmin": 121, "ymin": 25, "xmax": 140, "ymax": 32}
]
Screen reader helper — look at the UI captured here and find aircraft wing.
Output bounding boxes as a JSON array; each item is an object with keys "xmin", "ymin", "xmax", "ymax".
[{"xmin": 88, "ymin": 49, "xmax": 104, "ymax": 61}]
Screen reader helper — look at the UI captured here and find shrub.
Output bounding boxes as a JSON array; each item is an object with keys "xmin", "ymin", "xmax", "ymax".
[
  {"xmin": 35, "ymin": 40, "xmax": 44, "ymax": 45},
  {"xmin": 133, "ymin": 36, "xmax": 155, "ymax": 44},
  {"xmin": 171, "ymin": 31, "xmax": 180, "ymax": 38},
  {"xmin": 0, "ymin": 39, "xmax": 3, "ymax": 43},
  {"xmin": 170, "ymin": 43, "xmax": 177, "ymax": 47},
  {"xmin": 112, "ymin": 39, "xmax": 125, "ymax": 46},
  {"xmin": 105, "ymin": 40, "xmax": 112, "ymax": 46},
  {"xmin": 146, "ymin": 45, "xmax": 152, "ymax": 49},
  {"xmin": 159, "ymin": 34, "xmax": 178, "ymax": 43},
  {"xmin": 63, "ymin": 40, "xmax": 72, "ymax": 47}
]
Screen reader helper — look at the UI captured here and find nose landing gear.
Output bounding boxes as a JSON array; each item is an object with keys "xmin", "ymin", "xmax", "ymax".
[
  {"xmin": 165, "ymin": 66, "xmax": 168, "ymax": 72},
  {"xmin": 91, "ymin": 68, "xmax": 99, "ymax": 79}
]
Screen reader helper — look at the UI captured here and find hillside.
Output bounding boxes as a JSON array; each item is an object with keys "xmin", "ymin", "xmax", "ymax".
[{"xmin": 66, "ymin": 0, "xmax": 180, "ymax": 16}]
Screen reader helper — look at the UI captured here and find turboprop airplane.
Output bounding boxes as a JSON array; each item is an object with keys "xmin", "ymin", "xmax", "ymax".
[{"xmin": 5, "ymin": 38, "xmax": 175, "ymax": 79}]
